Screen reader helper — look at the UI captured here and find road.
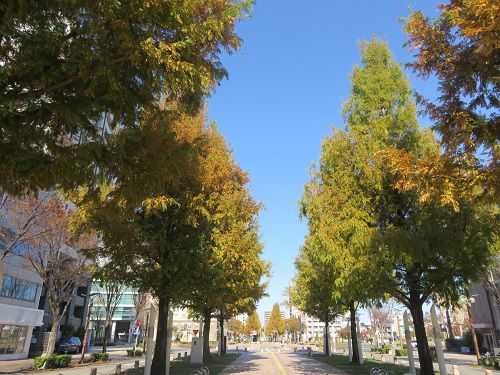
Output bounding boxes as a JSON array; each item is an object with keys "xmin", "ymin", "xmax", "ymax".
[
  {"xmin": 223, "ymin": 343, "xmax": 500, "ymax": 375},
  {"xmin": 223, "ymin": 350, "xmax": 343, "ymax": 375}
]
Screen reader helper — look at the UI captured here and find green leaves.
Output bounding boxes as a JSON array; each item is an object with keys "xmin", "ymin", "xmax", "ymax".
[{"xmin": 0, "ymin": 0, "xmax": 252, "ymax": 194}]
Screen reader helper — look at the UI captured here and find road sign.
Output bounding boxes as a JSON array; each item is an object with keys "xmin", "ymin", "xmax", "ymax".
[{"xmin": 193, "ymin": 329, "xmax": 199, "ymax": 336}]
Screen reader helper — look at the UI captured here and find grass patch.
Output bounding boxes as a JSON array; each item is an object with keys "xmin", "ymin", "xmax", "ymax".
[
  {"xmin": 124, "ymin": 354, "xmax": 239, "ymax": 375},
  {"xmin": 311, "ymin": 354, "xmax": 421, "ymax": 375}
]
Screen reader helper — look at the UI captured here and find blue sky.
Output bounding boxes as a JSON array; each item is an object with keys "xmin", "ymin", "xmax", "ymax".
[{"xmin": 207, "ymin": 0, "xmax": 441, "ymax": 322}]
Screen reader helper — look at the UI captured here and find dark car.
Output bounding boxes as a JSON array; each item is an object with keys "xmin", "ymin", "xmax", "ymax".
[{"xmin": 56, "ymin": 337, "xmax": 82, "ymax": 354}]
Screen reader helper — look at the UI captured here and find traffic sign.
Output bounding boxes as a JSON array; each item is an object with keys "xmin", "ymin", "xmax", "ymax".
[{"xmin": 193, "ymin": 329, "xmax": 199, "ymax": 336}]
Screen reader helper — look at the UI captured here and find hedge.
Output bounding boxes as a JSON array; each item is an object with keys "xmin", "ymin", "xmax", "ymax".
[
  {"xmin": 395, "ymin": 348, "xmax": 408, "ymax": 356},
  {"xmin": 127, "ymin": 349, "xmax": 144, "ymax": 357},
  {"xmin": 34, "ymin": 354, "xmax": 71, "ymax": 369},
  {"xmin": 90, "ymin": 353, "xmax": 109, "ymax": 362}
]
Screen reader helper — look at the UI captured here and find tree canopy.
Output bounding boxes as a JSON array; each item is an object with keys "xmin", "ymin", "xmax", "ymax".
[
  {"xmin": 298, "ymin": 38, "xmax": 499, "ymax": 374},
  {"xmin": 0, "ymin": 0, "xmax": 252, "ymax": 193},
  {"xmin": 392, "ymin": 0, "xmax": 500, "ymax": 205}
]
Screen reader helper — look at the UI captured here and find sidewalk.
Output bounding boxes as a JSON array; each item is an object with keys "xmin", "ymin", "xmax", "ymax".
[{"xmin": 0, "ymin": 345, "xmax": 194, "ymax": 375}]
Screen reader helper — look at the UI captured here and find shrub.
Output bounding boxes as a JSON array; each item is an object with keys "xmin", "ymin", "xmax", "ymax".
[
  {"xmin": 34, "ymin": 354, "xmax": 71, "ymax": 369},
  {"xmin": 395, "ymin": 348, "xmax": 408, "ymax": 356},
  {"xmin": 90, "ymin": 353, "xmax": 109, "ymax": 362},
  {"xmin": 445, "ymin": 338, "xmax": 465, "ymax": 351},
  {"xmin": 464, "ymin": 330, "xmax": 484, "ymax": 353},
  {"xmin": 479, "ymin": 356, "xmax": 500, "ymax": 368},
  {"xmin": 127, "ymin": 349, "xmax": 144, "ymax": 357}
]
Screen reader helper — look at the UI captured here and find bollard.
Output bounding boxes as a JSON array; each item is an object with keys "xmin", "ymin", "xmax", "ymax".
[
  {"xmin": 134, "ymin": 360, "xmax": 140, "ymax": 368},
  {"xmin": 393, "ymin": 356, "xmax": 398, "ymax": 365},
  {"xmin": 90, "ymin": 368, "xmax": 97, "ymax": 375},
  {"xmin": 237, "ymin": 348, "xmax": 240, "ymax": 355},
  {"xmin": 452, "ymin": 365, "xmax": 459, "ymax": 375},
  {"xmin": 115, "ymin": 364, "xmax": 121, "ymax": 374},
  {"xmin": 184, "ymin": 351, "xmax": 187, "ymax": 357},
  {"xmin": 236, "ymin": 346, "xmax": 238, "ymax": 352},
  {"xmin": 245, "ymin": 347, "xmax": 247, "ymax": 351},
  {"xmin": 178, "ymin": 352, "xmax": 181, "ymax": 359},
  {"xmin": 308, "ymin": 349, "xmax": 311, "ymax": 357}
]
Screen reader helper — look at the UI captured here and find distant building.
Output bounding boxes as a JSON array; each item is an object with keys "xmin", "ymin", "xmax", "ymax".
[
  {"xmin": 293, "ymin": 308, "xmax": 347, "ymax": 342},
  {"xmin": 470, "ymin": 273, "xmax": 500, "ymax": 351},
  {"xmin": 171, "ymin": 308, "xmax": 217, "ymax": 342},
  {"xmin": 89, "ymin": 282, "xmax": 138, "ymax": 344}
]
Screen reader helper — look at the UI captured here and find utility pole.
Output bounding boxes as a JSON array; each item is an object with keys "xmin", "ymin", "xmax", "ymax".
[
  {"xmin": 79, "ymin": 302, "xmax": 93, "ymax": 364},
  {"xmin": 467, "ymin": 303, "xmax": 481, "ymax": 364}
]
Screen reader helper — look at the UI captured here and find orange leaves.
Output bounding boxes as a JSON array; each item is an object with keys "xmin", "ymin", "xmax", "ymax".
[{"xmin": 381, "ymin": 147, "xmax": 483, "ymax": 211}]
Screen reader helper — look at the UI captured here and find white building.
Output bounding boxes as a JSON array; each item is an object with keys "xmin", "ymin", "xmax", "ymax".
[
  {"xmin": 295, "ymin": 310, "xmax": 348, "ymax": 343},
  {"xmin": 0, "ymin": 240, "xmax": 44, "ymax": 359},
  {"xmin": 171, "ymin": 308, "xmax": 218, "ymax": 342}
]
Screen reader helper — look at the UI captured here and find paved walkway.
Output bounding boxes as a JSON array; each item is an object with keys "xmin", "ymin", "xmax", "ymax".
[{"xmin": 223, "ymin": 350, "xmax": 345, "ymax": 374}]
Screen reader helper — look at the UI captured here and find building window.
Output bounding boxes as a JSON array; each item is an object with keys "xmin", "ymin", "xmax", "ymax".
[
  {"xmin": 0, "ymin": 325, "xmax": 28, "ymax": 354},
  {"xmin": 1, "ymin": 275, "xmax": 37, "ymax": 302},
  {"xmin": 74, "ymin": 305, "xmax": 84, "ymax": 319}
]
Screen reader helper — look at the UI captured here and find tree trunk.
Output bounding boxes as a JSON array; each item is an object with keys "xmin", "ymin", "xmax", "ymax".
[
  {"xmin": 45, "ymin": 314, "xmax": 62, "ymax": 355},
  {"xmin": 446, "ymin": 308, "xmax": 454, "ymax": 339},
  {"xmin": 151, "ymin": 296, "xmax": 170, "ymax": 375},
  {"xmin": 325, "ymin": 321, "xmax": 330, "ymax": 356},
  {"xmin": 409, "ymin": 296, "xmax": 434, "ymax": 375},
  {"xmin": 219, "ymin": 311, "xmax": 226, "ymax": 355},
  {"xmin": 102, "ymin": 320, "xmax": 110, "ymax": 353},
  {"xmin": 349, "ymin": 300, "xmax": 360, "ymax": 364},
  {"xmin": 203, "ymin": 308, "xmax": 212, "ymax": 363}
]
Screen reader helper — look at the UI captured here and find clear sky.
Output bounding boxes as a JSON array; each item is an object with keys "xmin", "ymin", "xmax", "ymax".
[{"xmin": 207, "ymin": 0, "xmax": 441, "ymax": 323}]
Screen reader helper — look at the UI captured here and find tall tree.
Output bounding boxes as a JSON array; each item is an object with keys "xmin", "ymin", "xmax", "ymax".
[
  {"xmin": 71, "ymin": 110, "xmax": 267, "ymax": 372},
  {"xmin": 266, "ymin": 303, "xmax": 285, "ymax": 342},
  {"xmin": 0, "ymin": 0, "xmax": 252, "ymax": 193},
  {"xmin": 245, "ymin": 310, "xmax": 262, "ymax": 338},
  {"xmin": 284, "ymin": 317, "xmax": 301, "ymax": 344},
  {"xmin": 179, "ymin": 122, "xmax": 268, "ymax": 361},
  {"xmin": 292, "ymin": 236, "xmax": 343, "ymax": 355}
]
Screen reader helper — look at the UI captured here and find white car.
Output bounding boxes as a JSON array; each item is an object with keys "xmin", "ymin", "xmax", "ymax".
[{"xmin": 411, "ymin": 340, "xmax": 417, "ymax": 348}]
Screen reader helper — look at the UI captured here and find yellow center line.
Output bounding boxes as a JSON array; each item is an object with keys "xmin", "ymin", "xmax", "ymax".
[{"xmin": 270, "ymin": 351, "xmax": 288, "ymax": 375}]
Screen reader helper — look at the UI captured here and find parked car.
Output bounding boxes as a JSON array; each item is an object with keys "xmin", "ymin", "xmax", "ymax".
[
  {"xmin": 56, "ymin": 337, "xmax": 82, "ymax": 354},
  {"xmin": 411, "ymin": 340, "xmax": 417, "ymax": 348}
]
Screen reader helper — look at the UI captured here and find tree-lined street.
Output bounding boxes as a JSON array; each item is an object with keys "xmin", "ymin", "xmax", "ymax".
[{"xmin": 0, "ymin": 0, "xmax": 498, "ymax": 374}]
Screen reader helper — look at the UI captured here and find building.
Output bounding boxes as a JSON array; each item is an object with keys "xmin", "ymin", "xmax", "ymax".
[
  {"xmin": 89, "ymin": 282, "xmax": 138, "ymax": 344},
  {"xmin": 470, "ymin": 273, "xmax": 500, "ymax": 352},
  {"xmin": 0, "ymin": 239, "xmax": 44, "ymax": 359},
  {"xmin": 264, "ymin": 310, "xmax": 287, "ymax": 328},
  {"xmin": 171, "ymin": 308, "xmax": 218, "ymax": 342}
]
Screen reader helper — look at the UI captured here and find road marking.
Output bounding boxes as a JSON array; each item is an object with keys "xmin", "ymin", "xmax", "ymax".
[{"xmin": 270, "ymin": 352, "xmax": 287, "ymax": 375}]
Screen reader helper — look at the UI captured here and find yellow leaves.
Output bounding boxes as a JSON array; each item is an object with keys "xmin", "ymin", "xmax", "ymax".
[
  {"xmin": 142, "ymin": 196, "xmax": 178, "ymax": 214},
  {"xmin": 381, "ymin": 146, "xmax": 484, "ymax": 212}
]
